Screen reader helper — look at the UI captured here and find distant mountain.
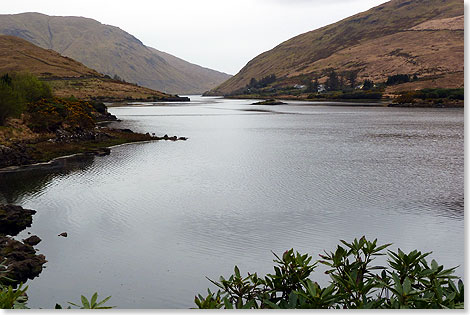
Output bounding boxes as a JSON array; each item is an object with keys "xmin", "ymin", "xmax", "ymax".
[
  {"xmin": 0, "ymin": 13, "xmax": 231, "ymax": 94},
  {"xmin": 209, "ymin": 0, "xmax": 463, "ymax": 95},
  {"xmin": 0, "ymin": 35, "xmax": 178, "ymax": 101}
]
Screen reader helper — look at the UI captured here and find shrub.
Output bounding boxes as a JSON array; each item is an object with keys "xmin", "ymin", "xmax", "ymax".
[
  {"xmin": 394, "ymin": 93, "xmax": 416, "ymax": 104},
  {"xmin": 11, "ymin": 73, "xmax": 52, "ymax": 102},
  {"xmin": 386, "ymin": 74, "xmax": 411, "ymax": 85},
  {"xmin": 0, "ymin": 81, "xmax": 24, "ymax": 125},
  {"xmin": 26, "ymin": 97, "xmax": 95, "ymax": 132},
  {"xmin": 0, "ymin": 73, "xmax": 52, "ymax": 125},
  {"xmin": 195, "ymin": 237, "xmax": 464, "ymax": 309}
]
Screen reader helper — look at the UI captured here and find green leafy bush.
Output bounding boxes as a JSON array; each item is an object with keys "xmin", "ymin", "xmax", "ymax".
[
  {"xmin": 55, "ymin": 292, "xmax": 114, "ymax": 309},
  {"xmin": 0, "ymin": 73, "xmax": 52, "ymax": 125},
  {"xmin": 195, "ymin": 237, "xmax": 463, "ymax": 309},
  {"xmin": 0, "ymin": 80, "xmax": 24, "ymax": 125},
  {"xmin": 11, "ymin": 73, "xmax": 52, "ymax": 103}
]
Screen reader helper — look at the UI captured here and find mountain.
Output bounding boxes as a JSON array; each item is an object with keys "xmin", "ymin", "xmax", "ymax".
[
  {"xmin": 0, "ymin": 13, "xmax": 231, "ymax": 94},
  {"xmin": 209, "ymin": 0, "xmax": 463, "ymax": 95},
  {"xmin": 0, "ymin": 35, "xmax": 178, "ymax": 101}
]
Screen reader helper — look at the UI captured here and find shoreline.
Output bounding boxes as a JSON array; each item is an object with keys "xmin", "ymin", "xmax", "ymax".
[
  {"xmin": 0, "ymin": 128, "xmax": 187, "ymax": 173},
  {"xmin": 0, "ymin": 139, "xmax": 155, "ymax": 173}
]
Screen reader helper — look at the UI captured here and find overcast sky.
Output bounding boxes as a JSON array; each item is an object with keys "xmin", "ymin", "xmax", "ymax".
[{"xmin": 3, "ymin": 0, "xmax": 389, "ymax": 75}]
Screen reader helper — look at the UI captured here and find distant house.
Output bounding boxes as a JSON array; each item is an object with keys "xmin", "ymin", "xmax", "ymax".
[
  {"xmin": 294, "ymin": 84, "xmax": 306, "ymax": 89},
  {"xmin": 317, "ymin": 84, "xmax": 326, "ymax": 93}
]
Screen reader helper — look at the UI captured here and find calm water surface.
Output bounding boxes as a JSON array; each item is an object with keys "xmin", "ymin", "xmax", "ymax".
[{"xmin": 0, "ymin": 96, "xmax": 464, "ymax": 308}]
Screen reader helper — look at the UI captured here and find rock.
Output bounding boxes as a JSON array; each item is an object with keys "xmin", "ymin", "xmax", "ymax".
[
  {"xmin": 58, "ymin": 232, "xmax": 68, "ymax": 237},
  {"xmin": 0, "ymin": 144, "xmax": 33, "ymax": 168},
  {"xmin": 251, "ymin": 99, "xmax": 286, "ymax": 105},
  {"xmin": 0, "ymin": 235, "xmax": 47, "ymax": 285},
  {"xmin": 94, "ymin": 148, "xmax": 111, "ymax": 156},
  {"xmin": 178, "ymin": 137, "xmax": 188, "ymax": 141},
  {"xmin": 22, "ymin": 235, "xmax": 41, "ymax": 246},
  {"xmin": 0, "ymin": 204, "xmax": 36, "ymax": 236}
]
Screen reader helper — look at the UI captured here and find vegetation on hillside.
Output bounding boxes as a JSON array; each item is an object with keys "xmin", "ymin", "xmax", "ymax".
[
  {"xmin": 210, "ymin": 0, "xmax": 463, "ymax": 95},
  {"xmin": 0, "ymin": 36, "xmax": 188, "ymax": 102},
  {"xmin": 0, "ymin": 72, "xmax": 175, "ymax": 168},
  {"xmin": 225, "ymin": 69, "xmax": 384, "ymax": 101},
  {"xmin": 393, "ymin": 88, "xmax": 464, "ymax": 106},
  {"xmin": 195, "ymin": 237, "xmax": 464, "ymax": 309}
]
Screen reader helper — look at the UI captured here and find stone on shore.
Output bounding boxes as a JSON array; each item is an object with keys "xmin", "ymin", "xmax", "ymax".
[
  {"xmin": 0, "ymin": 204, "xmax": 36, "ymax": 236},
  {"xmin": 0, "ymin": 235, "xmax": 47, "ymax": 285}
]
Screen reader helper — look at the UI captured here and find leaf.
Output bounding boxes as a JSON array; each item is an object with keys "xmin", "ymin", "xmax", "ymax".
[
  {"xmin": 263, "ymin": 300, "xmax": 280, "ymax": 309},
  {"xmin": 90, "ymin": 292, "xmax": 98, "ymax": 307},
  {"xmin": 374, "ymin": 243, "xmax": 393, "ymax": 253},
  {"xmin": 234, "ymin": 266, "xmax": 240, "ymax": 278},
  {"xmin": 67, "ymin": 302, "xmax": 81, "ymax": 308},
  {"xmin": 403, "ymin": 277, "xmax": 411, "ymax": 294},
  {"xmin": 95, "ymin": 295, "xmax": 112, "ymax": 307},
  {"xmin": 223, "ymin": 297, "xmax": 233, "ymax": 309},
  {"xmin": 288, "ymin": 291, "xmax": 298, "ymax": 308},
  {"xmin": 81, "ymin": 295, "xmax": 90, "ymax": 309}
]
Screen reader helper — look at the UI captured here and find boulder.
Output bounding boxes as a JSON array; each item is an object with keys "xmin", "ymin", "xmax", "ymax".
[
  {"xmin": 0, "ymin": 235, "xmax": 47, "ymax": 285},
  {"xmin": 0, "ymin": 204, "xmax": 36, "ymax": 236},
  {"xmin": 22, "ymin": 235, "xmax": 41, "ymax": 246}
]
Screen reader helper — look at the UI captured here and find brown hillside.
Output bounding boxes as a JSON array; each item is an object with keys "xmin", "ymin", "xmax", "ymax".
[
  {"xmin": 0, "ymin": 35, "xmax": 174, "ymax": 101},
  {"xmin": 0, "ymin": 13, "xmax": 231, "ymax": 94},
  {"xmin": 0, "ymin": 35, "xmax": 99, "ymax": 78},
  {"xmin": 210, "ymin": 0, "xmax": 463, "ymax": 95}
]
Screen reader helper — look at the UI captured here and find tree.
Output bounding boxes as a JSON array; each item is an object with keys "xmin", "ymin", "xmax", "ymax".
[
  {"xmin": 312, "ymin": 78, "xmax": 319, "ymax": 93},
  {"xmin": 362, "ymin": 79, "xmax": 374, "ymax": 90},
  {"xmin": 347, "ymin": 71, "xmax": 359, "ymax": 88},
  {"xmin": 325, "ymin": 70, "xmax": 340, "ymax": 91}
]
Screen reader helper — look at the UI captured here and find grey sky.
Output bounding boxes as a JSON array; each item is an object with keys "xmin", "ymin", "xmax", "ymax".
[{"xmin": 3, "ymin": 0, "xmax": 388, "ymax": 75}]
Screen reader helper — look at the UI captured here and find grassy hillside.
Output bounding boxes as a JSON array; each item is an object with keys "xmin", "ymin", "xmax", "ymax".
[
  {"xmin": 0, "ymin": 35, "xmax": 177, "ymax": 101},
  {"xmin": 210, "ymin": 0, "xmax": 463, "ymax": 95},
  {"xmin": 0, "ymin": 13, "xmax": 231, "ymax": 94}
]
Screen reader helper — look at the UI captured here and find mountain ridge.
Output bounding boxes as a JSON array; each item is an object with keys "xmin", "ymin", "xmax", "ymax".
[
  {"xmin": 0, "ymin": 12, "xmax": 231, "ymax": 94},
  {"xmin": 0, "ymin": 34, "xmax": 184, "ymax": 101},
  {"xmin": 209, "ymin": 0, "xmax": 463, "ymax": 95}
]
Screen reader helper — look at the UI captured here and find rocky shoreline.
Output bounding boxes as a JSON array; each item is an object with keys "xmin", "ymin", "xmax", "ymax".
[
  {"xmin": 0, "ymin": 204, "xmax": 46, "ymax": 285},
  {"xmin": 0, "ymin": 128, "xmax": 188, "ymax": 171},
  {"xmin": 251, "ymin": 99, "xmax": 286, "ymax": 105}
]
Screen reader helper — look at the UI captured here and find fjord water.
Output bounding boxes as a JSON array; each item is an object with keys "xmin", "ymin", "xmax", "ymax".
[{"xmin": 0, "ymin": 96, "xmax": 464, "ymax": 308}]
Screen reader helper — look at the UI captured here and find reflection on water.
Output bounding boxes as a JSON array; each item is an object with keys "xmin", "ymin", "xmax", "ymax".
[
  {"xmin": 0, "ymin": 155, "xmax": 95, "ymax": 204},
  {"xmin": 1, "ymin": 97, "xmax": 463, "ymax": 309}
]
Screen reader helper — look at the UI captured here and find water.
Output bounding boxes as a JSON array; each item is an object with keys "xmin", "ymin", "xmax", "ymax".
[{"xmin": 0, "ymin": 96, "xmax": 464, "ymax": 308}]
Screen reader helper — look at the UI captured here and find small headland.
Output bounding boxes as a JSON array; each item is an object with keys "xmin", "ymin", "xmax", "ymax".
[
  {"xmin": 0, "ymin": 97, "xmax": 187, "ymax": 170},
  {"xmin": 251, "ymin": 99, "xmax": 286, "ymax": 105}
]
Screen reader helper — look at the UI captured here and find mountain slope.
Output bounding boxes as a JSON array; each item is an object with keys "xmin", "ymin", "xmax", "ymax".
[
  {"xmin": 0, "ymin": 13, "xmax": 231, "ymax": 94},
  {"xmin": 0, "ymin": 35, "xmax": 177, "ymax": 101},
  {"xmin": 210, "ymin": 0, "xmax": 463, "ymax": 95}
]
